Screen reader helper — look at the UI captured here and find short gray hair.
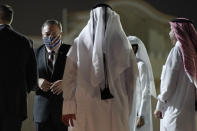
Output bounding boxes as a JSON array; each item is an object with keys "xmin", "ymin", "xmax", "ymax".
[{"xmin": 41, "ymin": 19, "xmax": 62, "ymax": 32}]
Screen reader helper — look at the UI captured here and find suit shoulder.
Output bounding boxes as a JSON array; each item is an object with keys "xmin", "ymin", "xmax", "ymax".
[
  {"xmin": 11, "ymin": 30, "xmax": 33, "ymax": 47},
  {"xmin": 34, "ymin": 44, "xmax": 45, "ymax": 53},
  {"xmin": 12, "ymin": 30, "xmax": 29, "ymax": 41}
]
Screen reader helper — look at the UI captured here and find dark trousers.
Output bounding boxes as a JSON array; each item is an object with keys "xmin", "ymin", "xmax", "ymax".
[
  {"xmin": 0, "ymin": 117, "xmax": 22, "ymax": 131},
  {"xmin": 35, "ymin": 119, "xmax": 67, "ymax": 131}
]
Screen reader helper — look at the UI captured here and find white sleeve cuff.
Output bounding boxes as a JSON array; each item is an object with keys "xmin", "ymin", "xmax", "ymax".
[
  {"xmin": 138, "ymin": 109, "xmax": 144, "ymax": 117},
  {"xmin": 62, "ymin": 100, "xmax": 76, "ymax": 115},
  {"xmin": 156, "ymin": 100, "xmax": 165, "ymax": 111},
  {"xmin": 38, "ymin": 78, "xmax": 44, "ymax": 88},
  {"xmin": 138, "ymin": 101, "xmax": 145, "ymax": 117}
]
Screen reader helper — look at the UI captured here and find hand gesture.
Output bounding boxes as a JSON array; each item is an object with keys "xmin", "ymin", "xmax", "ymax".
[
  {"xmin": 50, "ymin": 80, "xmax": 63, "ymax": 95},
  {"xmin": 40, "ymin": 79, "xmax": 52, "ymax": 92}
]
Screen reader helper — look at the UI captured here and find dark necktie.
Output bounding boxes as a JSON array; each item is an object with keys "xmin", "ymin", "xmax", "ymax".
[{"xmin": 48, "ymin": 51, "xmax": 55, "ymax": 73}]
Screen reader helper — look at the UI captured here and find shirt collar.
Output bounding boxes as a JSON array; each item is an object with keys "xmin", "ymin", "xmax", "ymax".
[{"xmin": 0, "ymin": 24, "xmax": 12, "ymax": 29}]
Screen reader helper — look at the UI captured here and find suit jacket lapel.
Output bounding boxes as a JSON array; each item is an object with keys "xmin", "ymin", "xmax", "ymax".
[
  {"xmin": 52, "ymin": 45, "xmax": 65, "ymax": 80},
  {"xmin": 53, "ymin": 45, "xmax": 63, "ymax": 72}
]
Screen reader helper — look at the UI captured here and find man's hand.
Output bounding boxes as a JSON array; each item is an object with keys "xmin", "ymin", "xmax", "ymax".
[
  {"xmin": 154, "ymin": 110, "xmax": 163, "ymax": 119},
  {"xmin": 62, "ymin": 114, "xmax": 76, "ymax": 127},
  {"xmin": 50, "ymin": 80, "xmax": 63, "ymax": 95},
  {"xmin": 39, "ymin": 79, "xmax": 52, "ymax": 92},
  {"xmin": 136, "ymin": 116, "xmax": 144, "ymax": 128}
]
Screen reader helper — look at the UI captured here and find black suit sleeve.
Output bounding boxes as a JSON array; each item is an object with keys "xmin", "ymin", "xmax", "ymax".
[{"xmin": 26, "ymin": 39, "xmax": 38, "ymax": 92}]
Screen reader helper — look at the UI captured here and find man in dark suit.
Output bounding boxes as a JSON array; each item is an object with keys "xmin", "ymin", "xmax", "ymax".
[
  {"xmin": 0, "ymin": 4, "xmax": 37, "ymax": 131},
  {"xmin": 33, "ymin": 20, "xmax": 70, "ymax": 131}
]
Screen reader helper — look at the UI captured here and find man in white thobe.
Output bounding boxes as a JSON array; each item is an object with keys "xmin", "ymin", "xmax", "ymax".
[
  {"xmin": 154, "ymin": 18, "xmax": 197, "ymax": 131},
  {"xmin": 61, "ymin": 4, "xmax": 138, "ymax": 131},
  {"xmin": 128, "ymin": 36, "xmax": 156, "ymax": 131}
]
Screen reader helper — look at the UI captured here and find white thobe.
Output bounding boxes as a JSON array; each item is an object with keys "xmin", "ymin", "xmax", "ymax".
[
  {"xmin": 130, "ymin": 59, "xmax": 153, "ymax": 131},
  {"xmin": 156, "ymin": 42, "xmax": 196, "ymax": 131},
  {"xmin": 62, "ymin": 57, "xmax": 137, "ymax": 131}
]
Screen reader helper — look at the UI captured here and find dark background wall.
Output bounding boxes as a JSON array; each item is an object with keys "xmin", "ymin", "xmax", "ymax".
[
  {"xmin": 146, "ymin": 0, "xmax": 197, "ymax": 22},
  {"xmin": 1, "ymin": 0, "xmax": 197, "ymax": 35}
]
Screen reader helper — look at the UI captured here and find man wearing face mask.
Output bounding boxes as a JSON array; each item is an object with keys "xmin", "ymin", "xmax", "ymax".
[{"xmin": 33, "ymin": 20, "xmax": 71, "ymax": 131}]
